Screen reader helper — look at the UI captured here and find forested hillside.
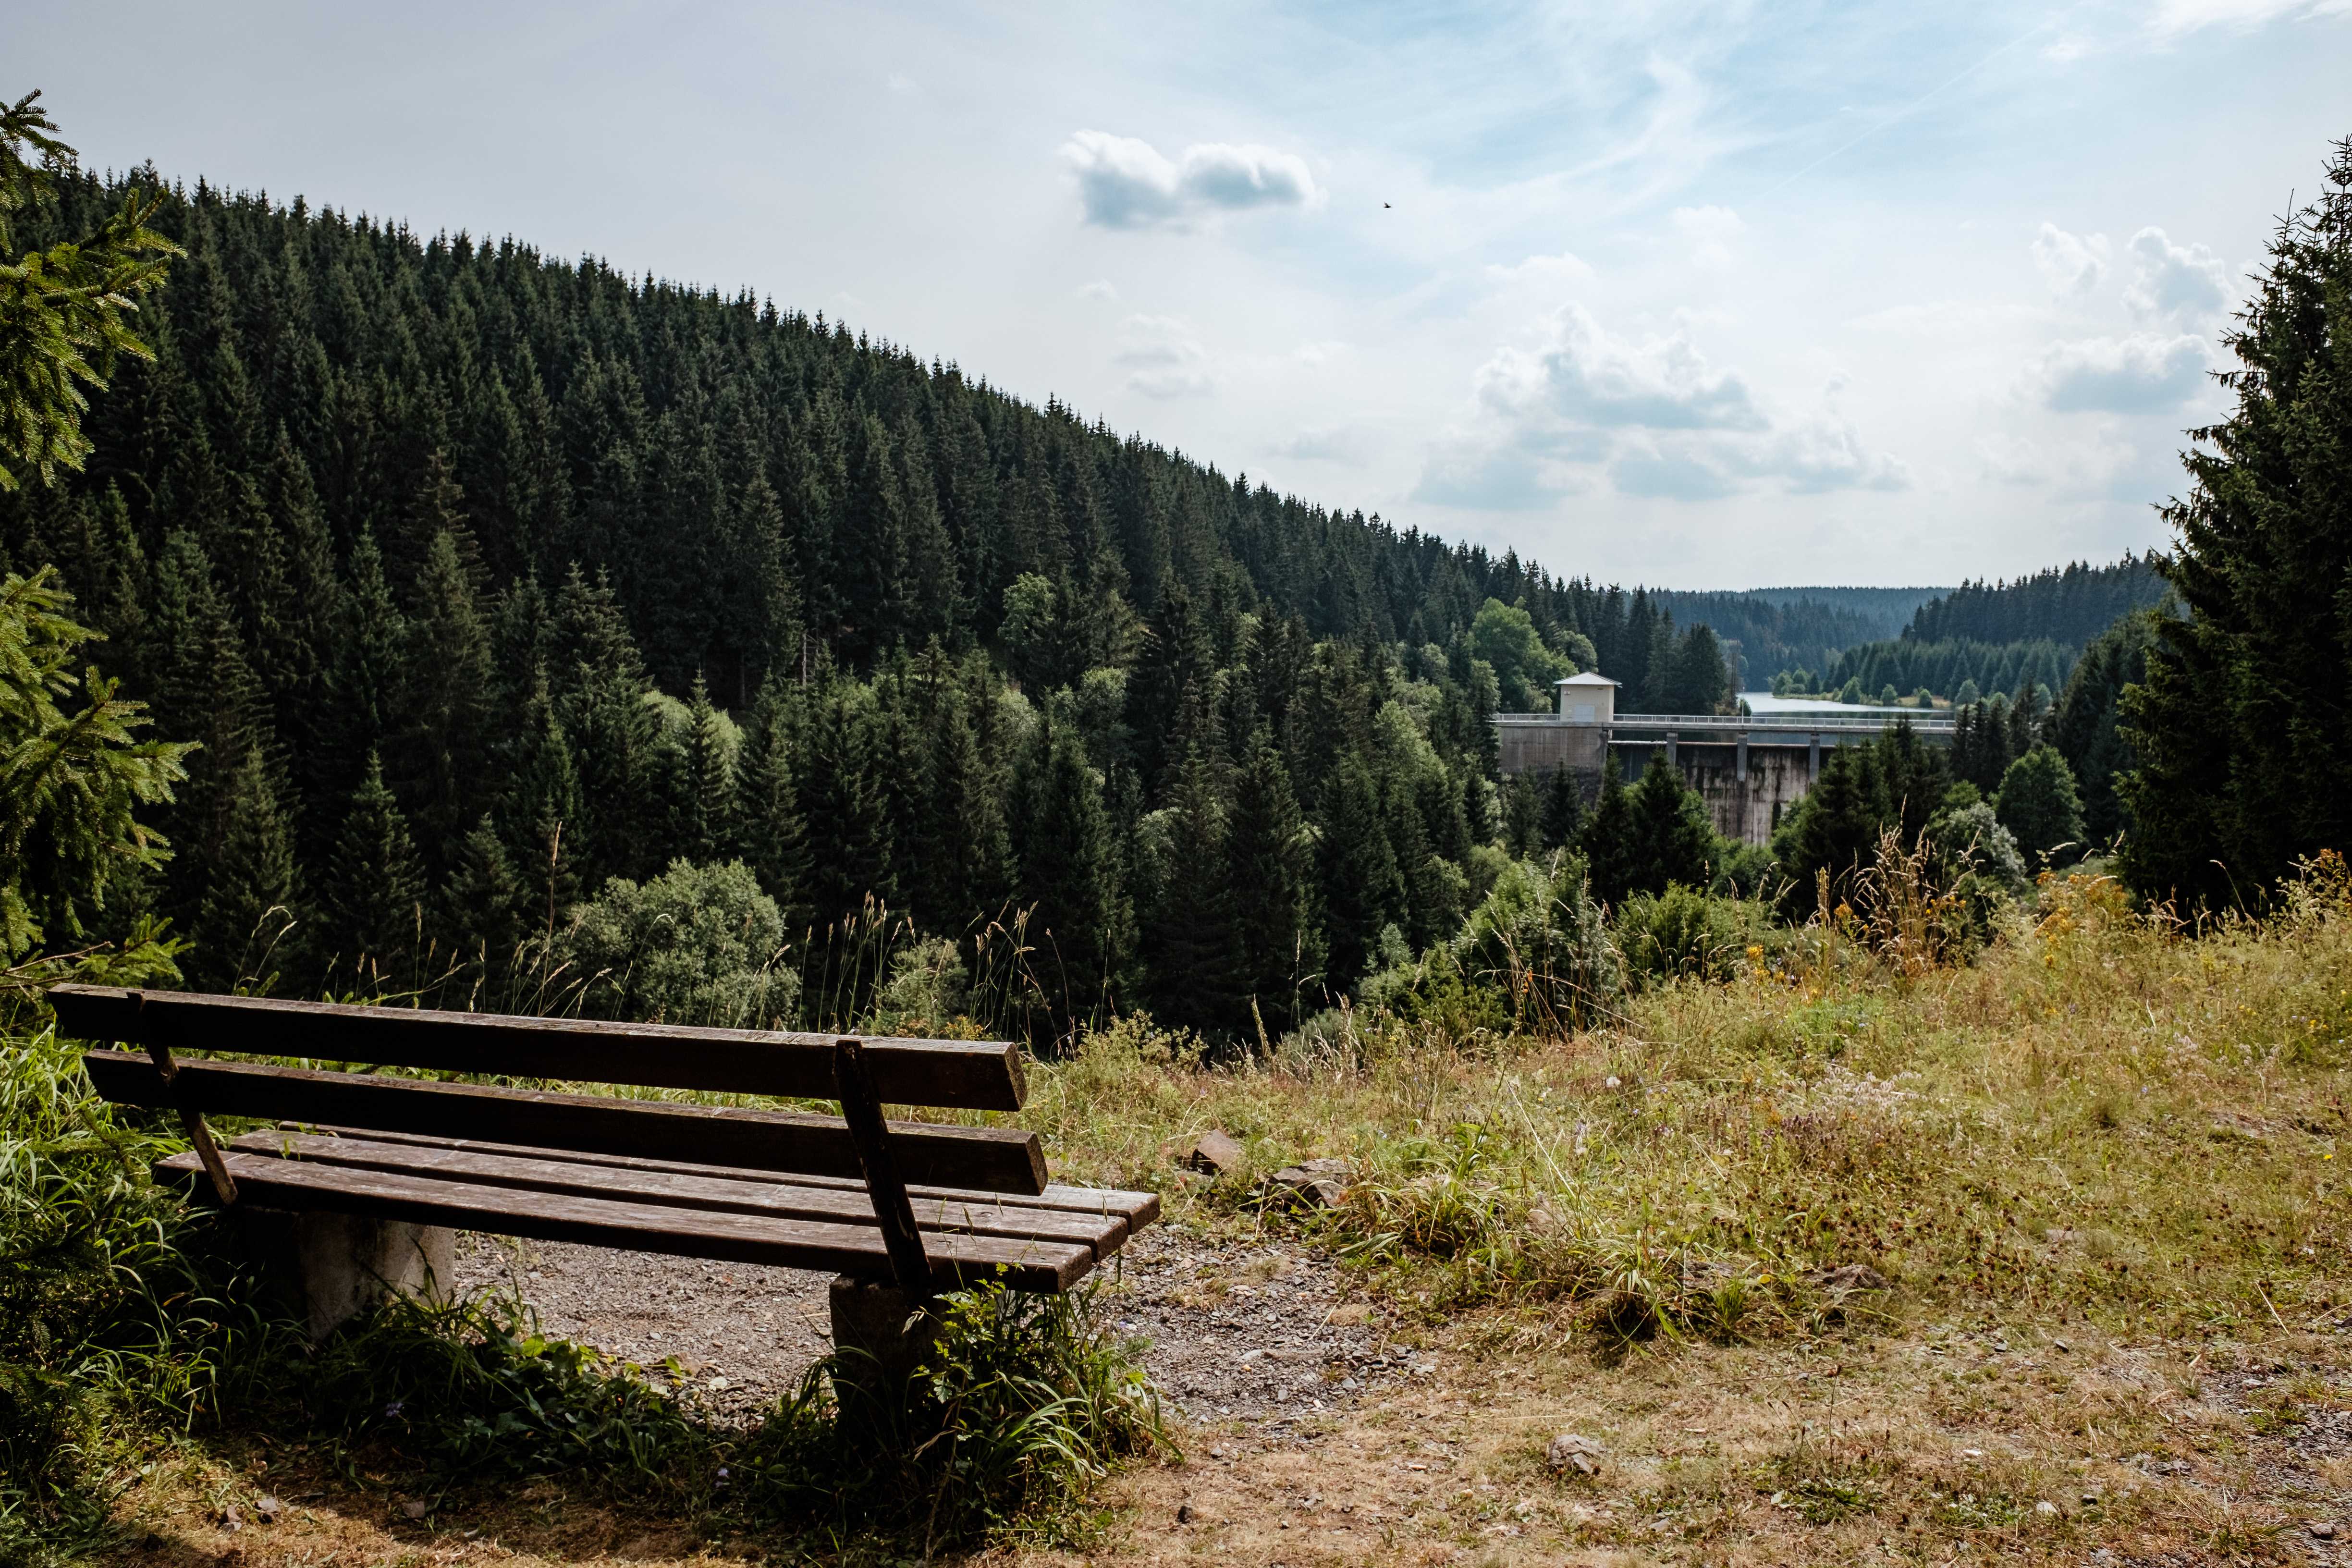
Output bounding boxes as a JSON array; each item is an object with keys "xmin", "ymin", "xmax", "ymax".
[
  {"xmin": 1776, "ymin": 555, "xmax": 2171, "ymax": 705},
  {"xmin": 1646, "ymin": 588, "xmax": 1929, "ymax": 690},
  {"xmin": 0, "ymin": 170, "xmax": 1743, "ymax": 1039},
  {"xmin": 1904, "ymin": 554, "xmax": 2167, "ymax": 647}
]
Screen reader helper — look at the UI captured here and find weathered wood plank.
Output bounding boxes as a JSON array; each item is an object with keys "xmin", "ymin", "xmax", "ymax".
[
  {"xmin": 224, "ymin": 1132, "xmax": 1128, "ymax": 1257},
  {"xmin": 294, "ymin": 1126, "xmax": 1163, "ymax": 1230},
  {"xmin": 51, "ymin": 985, "xmax": 1025, "ymax": 1112},
  {"xmin": 155, "ymin": 1152, "xmax": 1091, "ymax": 1292},
  {"xmin": 832, "ymin": 1037, "xmax": 930, "ymax": 1291},
  {"xmin": 85, "ymin": 1053, "xmax": 1047, "ymax": 1194}
]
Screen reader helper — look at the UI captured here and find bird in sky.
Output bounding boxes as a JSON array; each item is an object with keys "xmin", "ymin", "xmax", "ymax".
[{"xmin": 1383, "ymin": 201, "xmax": 1392, "ymax": 208}]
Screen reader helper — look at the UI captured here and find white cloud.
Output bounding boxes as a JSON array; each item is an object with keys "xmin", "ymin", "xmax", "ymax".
[
  {"xmin": 2032, "ymin": 222, "xmax": 2109, "ymax": 297},
  {"xmin": 1483, "ymin": 250, "xmax": 1597, "ymax": 288},
  {"xmin": 1475, "ymin": 303, "xmax": 1767, "ymax": 432},
  {"xmin": 1113, "ymin": 313, "xmax": 1215, "ymax": 397},
  {"xmin": 1061, "ymin": 130, "xmax": 1322, "ymax": 230},
  {"xmin": 1672, "ymin": 204, "xmax": 1743, "ymax": 270},
  {"xmin": 2121, "ymin": 226, "xmax": 2230, "ymax": 324},
  {"xmin": 1077, "ymin": 278, "xmax": 1120, "ymax": 302},
  {"xmin": 1420, "ymin": 305, "xmax": 1907, "ymax": 507},
  {"xmin": 2030, "ymin": 333, "xmax": 2213, "ymax": 412}
]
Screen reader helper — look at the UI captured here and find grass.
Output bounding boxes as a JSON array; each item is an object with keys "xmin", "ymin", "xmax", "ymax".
[
  {"xmin": 1030, "ymin": 864, "xmax": 2350, "ymax": 1346},
  {"xmin": 9, "ymin": 857, "xmax": 2352, "ymax": 1563}
]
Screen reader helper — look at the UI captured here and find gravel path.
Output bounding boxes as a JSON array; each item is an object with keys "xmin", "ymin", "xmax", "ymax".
[{"xmin": 452, "ymin": 1222, "xmax": 1411, "ymax": 1428}]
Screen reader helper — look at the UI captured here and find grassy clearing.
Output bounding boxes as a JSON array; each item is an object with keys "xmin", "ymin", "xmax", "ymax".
[
  {"xmin": 11, "ymin": 864, "xmax": 2351, "ymax": 1564},
  {"xmin": 1034, "ymin": 867, "xmax": 2349, "ymax": 1346}
]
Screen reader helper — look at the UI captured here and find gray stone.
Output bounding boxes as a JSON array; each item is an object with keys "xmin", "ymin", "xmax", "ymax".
[
  {"xmin": 1546, "ymin": 1432, "xmax": 1603, "ymax": 1475},
  {"xmin": 1184, "ymin": 1130, "xmax": 1246, "ymax": 1175},
  {"xmin": 237, "ymin": 1207, "xmax": 453, "ymax": 1340},
  {"xmin": 1261, "ymin": 1157, "xmax": 1351, "ymax": 1210}
]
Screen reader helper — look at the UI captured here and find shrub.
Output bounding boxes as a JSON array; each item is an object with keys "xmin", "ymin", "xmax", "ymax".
[
  {"xmin": 558, "ymin": 858, "xmax": 796, "ymax": 1026},
  {"xmin": 741, "ymin": 1280, "xmax": 1164, "ymax": 1552},
  {"xmin": 1452, "ymin": 852, "xmax": 1624, "ymax": 1029},
  {"xmin": 1994, "ymin": 745, "xmax": 2085, "ymax": 867},
  {"xmin": 1615, "ymin": 883, "xmax": 1756, "ymax": 988}
]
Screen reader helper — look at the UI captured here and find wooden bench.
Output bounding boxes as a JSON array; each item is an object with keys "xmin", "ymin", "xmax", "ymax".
[{"xmin": 55, "ymin": 985, "xmax": 1157, "ymax": 1358}]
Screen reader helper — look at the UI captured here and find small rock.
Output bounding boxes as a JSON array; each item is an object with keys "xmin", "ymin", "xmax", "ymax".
[
  {"xmin": 2312, "ymin": 1520, "xmax": 2338, "ymax": 1541},
  {"xmin": 253, "ymin": 1495, "xmax": 281, "ymax": 1522},
  {"xmin": 2036, "ymin": 1500, "xmax": 2060, "ymax": 1517},
  {"xmin": 2053, "ymin": 1338, "xmax": 2072, "ymax": 1352},
  {"xmin": 1264, "ymin": 1163, "xmax": 1348, "ymax": 1209},
  {"xmin": 2081, "ymin": 1493, "xmax": 2100, "ymax": 1507},
  {"xmin": 1546, "ymin": 1433, "xmax": 1604, "ymax": 1476},
  {"xmin": 399, "ymin": 1498, "xmax": 429, "ymax": 1521},
  {"xmin": 1176, "ymin": 1502, "xmax": 1193, "ymax": 1525},
  {"xmin": 1184, "ymin": 1130, "xmax": 1246, "ymax": 1175},
  {"xmin": 219, "ymin": 1504, "xmax": 244, "ymax": 1532}
]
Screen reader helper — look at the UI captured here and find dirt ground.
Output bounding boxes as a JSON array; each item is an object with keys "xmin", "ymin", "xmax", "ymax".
[
  {"xmin": 97, "ymin": 1230, "xmax": 2352, "ymax": 1567},
  {"xmin": 446, "ymin": 1221, "xmax": 1411, "ymax": 1427}
]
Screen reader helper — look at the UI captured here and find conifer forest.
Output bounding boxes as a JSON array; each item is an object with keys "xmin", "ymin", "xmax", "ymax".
[{"xmin": 0, "ymin": 168, "xmax": 1759, "ymax": 1041}]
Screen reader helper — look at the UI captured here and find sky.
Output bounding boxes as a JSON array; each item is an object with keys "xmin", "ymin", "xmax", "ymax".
[{"xmin": 14, "ymin": 0, "xmax": 2352, "ymax": 588}]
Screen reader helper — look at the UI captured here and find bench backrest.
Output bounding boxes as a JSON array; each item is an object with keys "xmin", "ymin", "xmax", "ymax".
[
  {"xmin": 51, "ymin": 986, "xmax": 1025, "ymax": 1107},
  {"xmin": 54, "ymin": 985, "xmax": 1046, "ymax": 1198}
]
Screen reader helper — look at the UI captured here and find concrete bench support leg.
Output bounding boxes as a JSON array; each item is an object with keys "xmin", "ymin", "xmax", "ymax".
[
  {"xmin": 237, "ymin": 1208, "xmax": 454, "ymax": 1341},
  {"xmin": 828, "ymin": 1273, "xmax": 938, "ymax": 1426}
]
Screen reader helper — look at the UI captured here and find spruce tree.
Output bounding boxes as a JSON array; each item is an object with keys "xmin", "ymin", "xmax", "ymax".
[
  {"xmin": 191, "ymin": 745, "xmax": 300, "ymax": 989},
  {"xmin": 797, "ymin": 683, "xmax": 895, "ymax": 923},
  {"xmin": 400, "ymin": 529, "xmax": 494, "ymax": 869},
  {"xmin": 1226, "ymin": 734, "xmax": 1320, "ymax": 1033},
  {"xmin": 913, "ymin": 688, "xmax": 1013, "ymax": 932},
  {"xmin": 1500, "ymin": 767, "xmax": 1541, "ymax": 858},
  {"xmin": 499, "ymin": 673, "xmax": 585, "ymax": 936},
  {"xmin": 1538, "ymin": 765, "xmax": 1584, "ymax": 850},
  {"xmin": 732, "ymin": 678, "xmax": 811, "ymax": 926},
  {"xmin": 674, "ymin": 673, "xmax": 736, "ymax": 862},
  {"xmin": 1770, "ymin": 745, "xmax": 1890, "ymax": 912},
  {"xmin": 1579, "ymin": 752, "xmax": 1635, "ymax": 903},
  {"xmin": 1010, "ymin": 721, "xmax": 1133, "ymax": 1035},
  {"xmin": 1617, "ymin": 751, "xmax": 1717, "ymax": 899},
  {"xmin": 315, "ymin": 529, "xmax": 408, "ymax": 841},
  {"xmin": 441, "ymin": 812, "xmax": 525, "ymax": 975},
  {"xmin": 1140, "ymin": 746, "xmax": 1246, "ymax": 1036},
  {"xmin": 1316, "ymin": 750, "xmax": 1402, "ymax": 993},
  {"xmin": 320, "ymin": 752, "xmax": 428, "ymax": 984},
  {"xmin": 2121, "ymin": 139, "xmax": 2352, "ymax": 906}
]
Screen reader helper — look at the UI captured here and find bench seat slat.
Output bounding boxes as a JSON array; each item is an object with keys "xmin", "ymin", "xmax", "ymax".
[
  {"xmin": 52, "ymin": 985, "xmax": 1026, "ymax": 1112},
  {"xmin": 296, "ymin": 1126, "xmax": 1163, "ymax": 1229},
  {"xmin": 225, "ymin": 1132, "xmax": 1131, "ymax": 1258},
  {"xmin": 156, "ymin": 1152, "xmax": 1093, "ymax": 1293},
  {"xmin": 86, "ymin": 1053, "xmax": 1047, "ymax": 1195}
]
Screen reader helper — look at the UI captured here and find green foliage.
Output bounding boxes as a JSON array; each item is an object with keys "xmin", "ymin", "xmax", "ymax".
[
  {"xmin": 2121, "ymin": 138, "xmax": 2352, "ymax": 908},
  {"xmin": 1468, "ymin": 598, "xmax": 1572, "ymax": 711},
  {"xmin": 2050, "ymin": 606, "xmax": 2162, "ymax": 846},
  {"xmin": 1994, "ymin": 744, "xmax": 2085, "ymax": 866},
  {"xmin": 317, "ymin": 751, "xmax": 427, "ymax": 980},
  {"xmin": 1452, "ymin": 852, "xmax": 1624, "ymax": 1029},
  {"xmin": 741, "ymin": 1281, "xmax": 1164, "ymax": 1553},
  {"xmin": 1584, "ymin": 751, "xmax": 1715, "ymax": 907},
  {"xmin": 1011, "ymin": 722, "xmax": 1132, "ymax": 1040},
  {"xmin": 0, "ymin": 92, "xmax": 179, "ymax": 491},
  {"xmin": 559, "ymin": 857, "xmax": 795, "ymax": 1027},
  {"xmin": 0, "ymin": 569, "xmax": 189, "ymax": 956},
  {"xmin": 1615, "ymin": 883, "xmax": 1754, "ymax": 988}
]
